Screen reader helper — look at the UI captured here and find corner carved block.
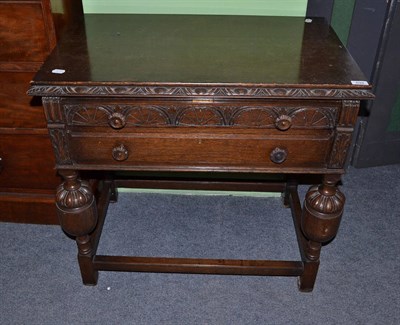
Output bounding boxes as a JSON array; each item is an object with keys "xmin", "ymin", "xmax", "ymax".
[
  {"xmin": 48, "ymin": 128, "xmax": 72, "ymax": 165},
  {"xmin": 42, "ymin": 97, "xmax": 64, "ymax": 123},
  {"xmin": 329, "ymin": 133, "xmax": 353, "ymax": 168},
  {"xmin": 328, "ymin": 100, "xmax": 360, "ymax": 168},
  {"xmin": 339, "ymin": 100, "xmax": 360, "ymax": 127}
]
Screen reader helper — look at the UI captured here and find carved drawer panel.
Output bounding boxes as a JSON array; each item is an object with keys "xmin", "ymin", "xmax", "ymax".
[
  {"xmin": 61, "ymin": 99, "xmax": 340, "ymax": 133},
  {"xmin": 66, "ymin": 132, "xmax": 334, "ymax": 171}
]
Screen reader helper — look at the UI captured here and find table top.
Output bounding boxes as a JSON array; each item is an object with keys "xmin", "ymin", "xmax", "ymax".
[{"xmin": 29, "ymin": 14, "xmax": 373, "ymax": 99}]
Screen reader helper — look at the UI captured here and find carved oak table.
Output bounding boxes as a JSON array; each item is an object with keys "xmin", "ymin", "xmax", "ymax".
[{"xmin": 28, "ymin": 14, "xmax": 373, "ymax": 291}]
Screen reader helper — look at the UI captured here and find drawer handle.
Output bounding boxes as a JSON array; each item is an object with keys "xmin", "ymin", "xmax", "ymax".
[
  {"xmin": 270, "ymin": 147, "xmax": 288, "ymax": 164},
  {"xmin": 108, "ymin": 113, "xmax": 126, "ymax": 129},
  {"xmin": 112, "ymin": 144, "xmax": 129, "ymax": 161},
  {"xmin": 275, "ymin": 115, "xmax": 292, "ymax": 131}
]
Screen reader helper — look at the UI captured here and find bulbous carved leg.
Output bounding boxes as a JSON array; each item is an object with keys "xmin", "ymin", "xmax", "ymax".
[
  {"xmin": 299, "ymin": 174, "xmax": 345, "ymax": 292},
  {"xmin": 56, "ymin": 170, "xmax": 99, "ymax": 285}
]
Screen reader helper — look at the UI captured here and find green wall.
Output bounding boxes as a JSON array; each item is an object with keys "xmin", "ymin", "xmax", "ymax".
[
  {"xmin": 82, "ymin": 0, "xmax": 307, "ymax": 17},
  {"xmin": 331, "ymin": 0, "xmax": 356, "ymax": 45}
]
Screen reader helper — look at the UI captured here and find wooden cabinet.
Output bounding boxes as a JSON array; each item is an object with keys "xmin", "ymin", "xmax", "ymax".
[{"xmin": 0, "ymin": 0, "xmax": 83, "ymax": 224}]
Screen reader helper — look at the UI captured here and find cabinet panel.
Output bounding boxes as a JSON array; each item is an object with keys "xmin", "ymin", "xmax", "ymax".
[
  {"xmin": 0, "ymin": 133, "xmax": 59, "ymax": 189},
  {"xmin": 0, "ymin": 1, "xmax": 55, "ymax": 71},
  {"xmin": 0, "ymin": 72, "xmax": 47, "ymax": 128}
]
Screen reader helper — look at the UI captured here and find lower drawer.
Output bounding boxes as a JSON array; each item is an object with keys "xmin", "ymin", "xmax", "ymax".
[
  {"xmin": 0, "ymin": 191, "xmax": 58, "ymax": 224},
  {"xmin": 0, "ymin": 132, "xmax": 60, "ymax": 189},
  {"xmin": 68, "ymin": 133, "xmax": 333, "ymax": 171}
]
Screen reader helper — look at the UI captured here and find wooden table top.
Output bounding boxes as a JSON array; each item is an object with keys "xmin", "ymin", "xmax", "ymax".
[{"xmin": 29, "ymin": 14, "xmax": 373, "ymax": 100}]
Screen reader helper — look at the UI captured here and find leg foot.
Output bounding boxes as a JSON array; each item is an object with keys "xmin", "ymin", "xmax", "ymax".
[
  {"xmin": 77, "ymin": 235, "xmax": 99, "ymax": 285},
  {"xmin": 298, "ymin": 260, "xmax": 320, "ymax": 292}
]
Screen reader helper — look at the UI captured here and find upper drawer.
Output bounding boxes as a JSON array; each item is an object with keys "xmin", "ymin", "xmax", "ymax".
[{"xmin": 61, "ymin": 99, "xmax": 340, "ymax": 133}]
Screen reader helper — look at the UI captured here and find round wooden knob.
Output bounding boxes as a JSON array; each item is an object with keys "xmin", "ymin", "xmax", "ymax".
[
  {"xmin": 108, "ymin": 112, "xmax": 126, "ymax": 129},
  {"xmin": 275, "ymin": 115, "xmax": 292, "ymax": 131},
  {"xmin": 270, "ymin": 147, "xmax": 288, "ymax": 164},
  {"xmin": 112, "ymin": 144, "xmax": 129, "ymax": 161}
]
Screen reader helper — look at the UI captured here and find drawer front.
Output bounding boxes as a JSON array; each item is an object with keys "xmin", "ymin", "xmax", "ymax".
[
  {"xmin": 0, "ymin": 72, "xmax": 47, "ymax": 128},
  {"xmin": 62, "ymin": 99, "xmax": 340, "ymax": 133},
  {"xmin": 0, "ymin": 133, "xmax": 60, "ymax": 189},
  {"xmin": 68, "ymin": 132, "xmax": 333, "ymax": 170}
]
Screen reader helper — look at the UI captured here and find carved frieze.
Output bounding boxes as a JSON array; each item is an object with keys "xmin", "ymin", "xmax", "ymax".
[
  {"xmin": 28, "ymin": 85, "xmax": 374, "ymax": 99},
  {"xmin": 64, "ymin": 104, "xmax": 338, "ymax": 129}
]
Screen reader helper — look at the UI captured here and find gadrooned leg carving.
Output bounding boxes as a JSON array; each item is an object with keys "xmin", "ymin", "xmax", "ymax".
[
  {"xmin": 299, "ymin": 174, "xmax": 345, "ymax": 291},
  {"xmin": 56, "ymin": 170, "xmax": 99, "ymax": 285}
]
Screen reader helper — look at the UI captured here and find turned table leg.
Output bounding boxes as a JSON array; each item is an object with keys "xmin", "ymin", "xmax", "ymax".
[
  {"xmin": 56, "ymin": 170, "xmax": 99, "ymax": 285},
  {"xmin": 299, "ymin": 174, "xmax": 345, "ymax": 292}
]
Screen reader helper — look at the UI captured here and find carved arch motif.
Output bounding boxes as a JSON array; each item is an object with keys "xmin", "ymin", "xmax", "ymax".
[
  {"xmin": 176, "ymin": 107, "xmax": 225, "ymax": 126},
  {"xmin": 124, "ymin": 106, "xmax": 170, "ymax": 126},
  {"xmin": 232, "ymin": 106, "xmax": 337, "ymax": 129},
  {"xmin": 288, "ymin": 107, "xmax": 336, "ymax": 128},
  {"xmin": 65, "ymin": 104, "xmax": 171, "ymax": 126},
  {"xmin": 66, "ymin": 105, "xmax": 111, "ymax": 125},
  {"xmin": 64, "ymin": 104, "xmax": 337, "ymax": 129}
]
